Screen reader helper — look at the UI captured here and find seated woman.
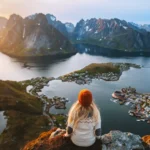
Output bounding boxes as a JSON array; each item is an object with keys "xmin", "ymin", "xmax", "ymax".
[{"xmin": 64, "ymin": 89, "xmax": 101, "ymax": 147}]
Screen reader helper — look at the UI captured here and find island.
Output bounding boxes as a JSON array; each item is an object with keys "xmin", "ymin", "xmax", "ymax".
[
  {"xmin": 112, "ymin": 87, "xmax": 150, "ymax": 124},
  {"xmin": 58, "ymin": 62, "xmax": 141, "ymax": 84}
]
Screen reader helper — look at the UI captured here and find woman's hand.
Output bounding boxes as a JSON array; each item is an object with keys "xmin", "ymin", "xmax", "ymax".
[{"xmin": 63, "ymin": 133, "xmax": 71, "ymax": 138}]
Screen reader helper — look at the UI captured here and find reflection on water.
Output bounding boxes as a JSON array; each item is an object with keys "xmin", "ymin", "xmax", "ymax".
[
  {"xmin": 0, "ymin": 111, "xmax": 7, "ymax": 134},
  {"xmin": 75, "ymin": 44, "xmax": 150, "ymax": 57}
]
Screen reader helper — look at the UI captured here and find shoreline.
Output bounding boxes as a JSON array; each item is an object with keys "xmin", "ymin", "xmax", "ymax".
[
  {"xmin": 58, "ymin": 63, "xmax": 141, "ymax": 84},
  {"xmin": 1, "ymin": 51, "xmax": 77, "ymax": 60},
  {"xmin": 21, "ymin": 77, "xmax": 68, "ymax": 128}
]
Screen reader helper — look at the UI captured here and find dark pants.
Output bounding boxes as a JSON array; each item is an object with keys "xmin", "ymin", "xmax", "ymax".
[{"xmin": 60, "ymin": 138, "xmax": 102, "ymax": 150}]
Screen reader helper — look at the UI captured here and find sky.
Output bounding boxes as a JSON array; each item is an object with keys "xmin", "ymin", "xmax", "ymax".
[{"xmin": 0, "ymin": 0, "xmax": 150, "ymax": 25}]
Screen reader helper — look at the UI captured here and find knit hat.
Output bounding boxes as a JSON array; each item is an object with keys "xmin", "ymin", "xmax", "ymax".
[{"xmin": 78, "ymin": 89, "xmax": 93, "ymax": 107}]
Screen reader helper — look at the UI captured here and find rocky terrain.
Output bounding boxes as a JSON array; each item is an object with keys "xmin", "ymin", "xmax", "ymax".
[
  {"xmin": 0, "ymin": 13, "xmax": 75, "ymax": 57},
  {"xmin": 22, "ymin": 128, "xmax": 148, "ymax": 150}
]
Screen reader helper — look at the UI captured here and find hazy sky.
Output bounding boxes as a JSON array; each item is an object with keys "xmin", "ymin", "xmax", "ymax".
[{"xmin": 0, "ymin": 0, "xmax": 150, "ymax": 25}]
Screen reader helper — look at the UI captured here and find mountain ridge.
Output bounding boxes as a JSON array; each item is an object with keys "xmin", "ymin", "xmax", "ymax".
[
  {"xmin": 0, "ymin": 13, "xmax": 150, "ymax": 57},
  {"xmin": 72, "ymin": 18, "xmax": 150, "ymax": 51},
  {"xmin": 0, "ymin": 13, "xmax": 75, "ymax": 56}
]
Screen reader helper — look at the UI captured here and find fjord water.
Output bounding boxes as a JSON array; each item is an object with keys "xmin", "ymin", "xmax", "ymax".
[
  {"xmin": 0, "ymin": 51, "xmax": 150, "ymax": 136},
  {"xmin": 0, "ymin": 112, "xmax": 7, "ymax": 134}
]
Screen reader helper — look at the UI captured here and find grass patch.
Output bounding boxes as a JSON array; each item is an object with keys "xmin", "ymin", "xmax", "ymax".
[
  {"xmin": 75, "ymin": 63, "xmax": 120, "ymax": 75},
  {"xmin": 0, "ymin": 80, "xmax": 43, "ymax": 114}
]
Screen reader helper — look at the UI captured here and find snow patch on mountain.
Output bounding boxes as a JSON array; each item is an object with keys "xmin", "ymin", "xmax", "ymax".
[
  {"xmin": 123, "ymin": 26, "xmax": 128, "ymax": 30},
  {"xmin": 50, "ymin": 16, "xmax": 56, "ymax": 21},
  {"xmin": 85, "ymin": 26, "xmax": 89, "ymax": 31}
]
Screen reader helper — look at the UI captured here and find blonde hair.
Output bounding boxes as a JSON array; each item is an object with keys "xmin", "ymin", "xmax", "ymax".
[{"xmin": 67, "ymin": 100, "xmax": 100, "ymax": 129}]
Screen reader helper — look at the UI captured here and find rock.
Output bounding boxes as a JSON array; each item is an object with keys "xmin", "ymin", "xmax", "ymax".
[
  {"xmin": 101, "ymin": 131, "xmax": 144, "ymax": 150},
  {"xmin": 73, "ymin": 73, "xmax": 79, "ymax": 77},
  {"xmin": 75, "ymin": 79, "xmax": 85, "ymax": 85},
  {"xmin": 23, "ymin": 128, "xmax": 146, "ymax": 150},
  {"xmin": 49, "ymin": 128, "xmax": 65, "ymax": 139},
  {"xmin": 100, "ymin": 76, "xmax": 110, "ymax": 81},
  {"xmin": 110, "ymin": 76, "xmax": 119, "ymax": 81}
]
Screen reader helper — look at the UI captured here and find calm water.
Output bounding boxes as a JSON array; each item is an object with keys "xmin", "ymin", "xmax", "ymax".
[
  {"xmin": 0, "ymin": 52, "xmax": 150, "ymax": 136},
  {"xmin": 0, "ymin": 111, "xmax": 7, "ymax": 134}
]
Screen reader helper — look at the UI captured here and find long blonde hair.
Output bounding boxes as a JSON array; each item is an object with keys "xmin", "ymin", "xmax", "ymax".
[{"xmin": 67, "ymin": 100, "xmax": 100, "ymax": 129}]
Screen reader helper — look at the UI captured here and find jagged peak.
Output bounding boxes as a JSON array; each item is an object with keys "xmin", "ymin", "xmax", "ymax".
[
  {"xmin": 9, "ymin": 13, "xmax": 23, "ymax": 21},
  {"xmin": 46, "ymin": 13, "xmax": 57, "ymax": 22}
]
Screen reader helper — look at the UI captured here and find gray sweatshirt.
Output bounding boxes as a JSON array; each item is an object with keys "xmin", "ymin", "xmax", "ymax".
[{"xmin": 66, "ymin": 114, "xmax": 101, "ymax": 147}]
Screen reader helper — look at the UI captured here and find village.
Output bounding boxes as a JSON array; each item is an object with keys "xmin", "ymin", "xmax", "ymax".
[{"xmin": 112, "ymin": 87, "xmax": 150, "ymax": 124}]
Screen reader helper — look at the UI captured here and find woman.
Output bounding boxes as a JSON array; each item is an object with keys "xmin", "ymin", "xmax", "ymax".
[{"xmin": 64, "ymin": 89, "xmax": 101, "ymax": 147}]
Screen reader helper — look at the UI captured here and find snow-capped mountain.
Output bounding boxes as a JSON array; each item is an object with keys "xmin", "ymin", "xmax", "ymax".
[
  {"xmin": 0, "ymin": 13, "xmax": 150, "ymax": 54},
  {"xmin": 128, "ymin": 22, "xmax": 150, "ymax": 32},
  {"xmin": 0, "ymin": 14, "xmax": 75, "ymax": 56},
  {"xmin": 72, "ymin": 18, "xmax": 150, "ymax": 51}
]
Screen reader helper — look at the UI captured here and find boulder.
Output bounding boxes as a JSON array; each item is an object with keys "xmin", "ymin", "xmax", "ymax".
[{"xmin": 101, "ymin": 131, "xmax": 144, "ymax": 150}]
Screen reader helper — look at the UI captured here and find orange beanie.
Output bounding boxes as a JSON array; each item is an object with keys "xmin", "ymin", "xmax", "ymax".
[{"xmin": 78, "ymin": 89, "xmax": 93, "ymax": 107}]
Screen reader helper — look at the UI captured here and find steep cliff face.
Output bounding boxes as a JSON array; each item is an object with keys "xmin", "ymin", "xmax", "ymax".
[
  {"xmin": 72, "ymin": 18, "xmax": 150, "ymax": 51},
  {"xmin": 28, "ymin": 14, "xmax": 75, "ymax": 38},
  {"xmin": 0, "ymin": 14, "xmax": 75, "ymax": 56},
  {"xmin": 46, "ymin": 14, "xmax": 69, "ymax": 37}
]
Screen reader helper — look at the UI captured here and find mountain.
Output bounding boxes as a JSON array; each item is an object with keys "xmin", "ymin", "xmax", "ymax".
[
  {"xmin": 65, "ymin": 22, "xmax": 75, "ymax": 33},
  {"xmin": 0, "ymin": 13, "xmax": 150, "ymax": 55},
  {"xmin": 128, "ymin": 22, "xmax": 150, "ymax": 32},
  {"xmin": 72, "ymin": 18, "xmax": 150, "ymax": 51},
  {"xmin": 142, "ymin": 24, "xmax": 150, "ymax": 32},
  {"xmin": 45, "ymin": 14, "xmax": 69, "ymax": 37},
  {"xmin": 0, "ymin": 17, "xmax": 7, "ymax": 31},
  {"xmin": 26, "ymin": 13, "xmax": 69, "ymax": 37},
  {"xmin": 0, "ymin": 13, "xmax": 75, "ymax": 56}
]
